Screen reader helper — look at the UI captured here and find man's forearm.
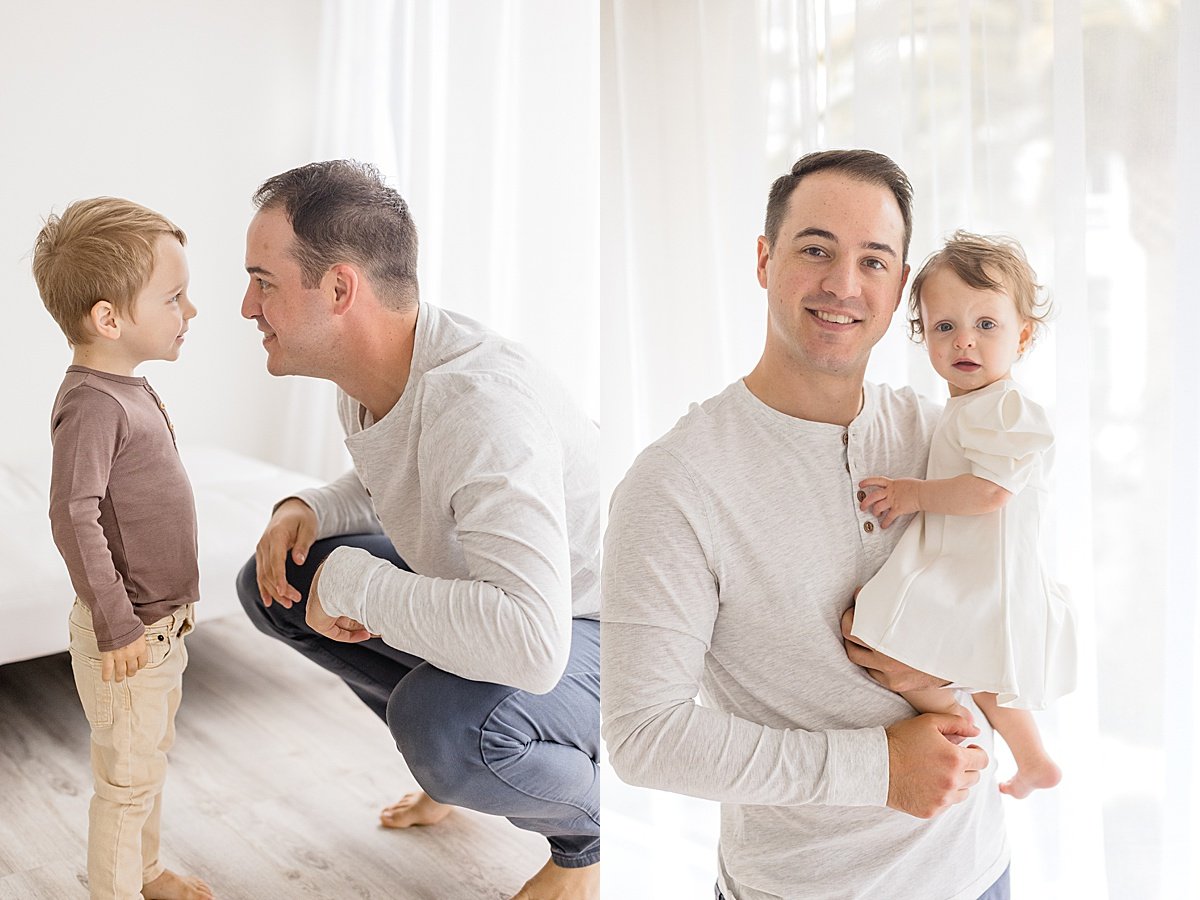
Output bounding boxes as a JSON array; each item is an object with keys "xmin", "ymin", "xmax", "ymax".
[
  {"xmin": 290, "ymin": 468, "xmax": 382, "ymax": 539},
  {"xmin": 318, "ymin": 545, "xmax": 572, "ymax": 694},
  {"xmin": 601, "ymin": 622, "xmax": 889, "ymax": 808}
]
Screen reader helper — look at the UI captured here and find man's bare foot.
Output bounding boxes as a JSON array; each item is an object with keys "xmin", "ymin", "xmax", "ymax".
[
  {"xmin": 511, "ymin": 858, "xmax": 599, "ymax": 900},
  {"xmin": 999, "ymin": 757, "xmax": 1062, "ymax": 799},
  {"xmin": 142, "ymin": 868, "xmax": 214, "ymax": 900},
  {"xmin": 379, "ymin": 791, "xmax": 454, "ymax": 828}
]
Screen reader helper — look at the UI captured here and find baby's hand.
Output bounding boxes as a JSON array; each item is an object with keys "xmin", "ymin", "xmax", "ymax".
[
  {"xmin": 101, "ymin": 633, "xmax": 149, "ymax": 683},
  {"xmin": 859, "ymin": 476, "xmax": 923, "ymax": 529}
]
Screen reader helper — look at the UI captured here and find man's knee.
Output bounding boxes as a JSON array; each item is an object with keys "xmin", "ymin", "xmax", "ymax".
[{"xmin": 388, "ymin": 666, "xmax": 506, "ymax": 803}]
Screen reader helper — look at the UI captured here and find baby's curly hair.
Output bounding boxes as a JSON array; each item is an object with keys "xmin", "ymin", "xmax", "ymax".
[{"xmin": 908, "ymin": 230, "xmax": 1052, "ymax": 349}]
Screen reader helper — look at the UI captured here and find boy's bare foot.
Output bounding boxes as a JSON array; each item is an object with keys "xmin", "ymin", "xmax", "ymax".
[
  {"xmin": 142, "ymin": 868, "xmax": 214, "ymax": 900},
  {"xmin": 511, "ymin": 858, "xmax": 599, "ymax": 900},
  {"xmin": 379, "ymin": 791, "xmax": 454, "ymax": 828},
  {"xmin": 999, "ymin": 757, "xmax": 1062, "ymax": 799}
]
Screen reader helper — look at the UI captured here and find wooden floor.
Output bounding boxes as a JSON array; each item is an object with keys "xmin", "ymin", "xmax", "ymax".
[{"xmin": 0, "ymin": 613, "xmax": 546, "ymax": 899}]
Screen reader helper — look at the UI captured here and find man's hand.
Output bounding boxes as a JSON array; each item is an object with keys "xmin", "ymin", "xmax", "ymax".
[
  {"xmin": 858, "ymin": 476, "xmax": 922, "ymax": 529},
  {"xmin": 305, "ymin": 560, "xmax": 373, "ymax": 643},
  {"xmin": 841, "ymin": 605, "xmax": 949, "ymax": 693},
  {"xmin": 101, "ymin": 633, "xmax": 148, "ymax": 683},
  {"xmin": 885, "ymin": 713, "xmax": 988, "ymax": 818},
  {"xmin": 255, "ymin": 498, "xmax": 318, "ymax": 608}
]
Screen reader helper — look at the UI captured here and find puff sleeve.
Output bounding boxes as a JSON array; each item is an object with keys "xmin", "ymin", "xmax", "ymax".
[{"xmin": 955, "ymin": 385, "xmax": 1055, "ymax": 494}]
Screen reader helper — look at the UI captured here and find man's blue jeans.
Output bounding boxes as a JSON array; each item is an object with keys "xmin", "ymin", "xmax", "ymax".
[{"xmin": 236, "ymin": 533, "xmax": 600, "ymax": 868}]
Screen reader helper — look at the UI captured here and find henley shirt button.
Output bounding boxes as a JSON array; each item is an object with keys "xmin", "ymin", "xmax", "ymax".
[
  {"xmin": 857, "ymin": 490, "xmax": 866, "ymax": 502},
  {"xmin": 863, "ymin": 521, "xmax": 875, "ymax": 533},
  {"xmin": 842, "ymin": 432, "xmax": 849, "ymax": 446}
]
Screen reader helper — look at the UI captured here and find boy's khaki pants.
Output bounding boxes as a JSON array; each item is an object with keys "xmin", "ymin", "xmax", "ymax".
[{"xmin": 68, "ymin": 599, "xmax": 193, "ymax": 900}]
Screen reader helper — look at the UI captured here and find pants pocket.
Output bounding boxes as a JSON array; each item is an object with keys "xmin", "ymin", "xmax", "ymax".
[
  {"xmin": 69, "ymin": 654, "xmax": 115, "ymax": 728},
  {"xmin": 142, "ymin": 608, "xmax": 190, "ymax": 670},
  {"xmin": 142, "ymin": 629, "xmax": 175, "ymax": 669}
]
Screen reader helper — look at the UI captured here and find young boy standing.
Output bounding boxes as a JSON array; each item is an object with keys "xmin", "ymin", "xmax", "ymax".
[{"xmin": 32, "ymin": 198, "xmax": 211, "ymax": 900}]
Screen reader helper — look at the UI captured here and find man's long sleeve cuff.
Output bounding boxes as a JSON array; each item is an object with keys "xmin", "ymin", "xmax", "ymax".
[
  {"xmin": 822, "ymin": 727, "xmax": 890, "ymax": 807},
  {"xmin": 316, "ymin": 545, "xmax": 378, "ymax": 625}
]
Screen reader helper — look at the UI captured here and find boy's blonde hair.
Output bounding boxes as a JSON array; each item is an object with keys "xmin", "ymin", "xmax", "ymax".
[
  {"xmin": 32, "ymin": 197, "xmax": 187, "ymax": 345},
  {"xmin": 908, "ymin": 230, "xmax": 1051, "ymax": 347}
]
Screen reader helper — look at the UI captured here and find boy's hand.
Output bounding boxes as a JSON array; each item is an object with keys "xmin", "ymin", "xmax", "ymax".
[
  {"xmin": 101, "ymin": 634, "xmax": 149, "ymax": 683},
  {"xmin": 255, "ymin": 498, "xmax": 318, "ymax": 608},
  {"xmin": 859, "ymin": 476, "xmax": 922, "ymax": 529},
  {"xmin": 306, "ymin": 561, "xmax": 373, "ymax": 643}
]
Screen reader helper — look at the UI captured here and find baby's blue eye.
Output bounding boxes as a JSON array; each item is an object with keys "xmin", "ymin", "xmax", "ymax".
[
  {"xmin": 979, "ymin": 319, "xmax": 996, "ymax": 330},
  {"xmin": 935, "ymin": 322, "xmax": 953, "ymax": 332}
]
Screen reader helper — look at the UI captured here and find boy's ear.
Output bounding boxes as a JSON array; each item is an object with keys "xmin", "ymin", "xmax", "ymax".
[{"xmin": 87, "ymin": 300, "xmax": 122, "ymax": 342}]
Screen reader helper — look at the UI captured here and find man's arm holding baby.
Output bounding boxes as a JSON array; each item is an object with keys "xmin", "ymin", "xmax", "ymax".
[
  {"xmin": 602, "ymin": 449, "xmax": 988, "ymax": 820},
  {"xmin": 838, "ymin": 605, "xmax": 988, "ymax": 816},
  {"xmin": 840, "ymin": 605, "xmax": 949, "ymax": 692},
  {"xmin": 858, "ymin": 474, "xmax": 1011, "ymax": 529}
]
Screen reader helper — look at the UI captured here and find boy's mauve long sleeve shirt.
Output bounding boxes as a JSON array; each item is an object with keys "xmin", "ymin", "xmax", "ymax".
[{"xmin": 49, "ymin": 366, "xmax": 199, "ymax": 651}]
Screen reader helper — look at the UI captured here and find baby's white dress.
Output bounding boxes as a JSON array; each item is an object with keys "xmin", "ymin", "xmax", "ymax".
[{"xmin": 851, "ymin": 379, "xmax": 1077, "ymax": 709}]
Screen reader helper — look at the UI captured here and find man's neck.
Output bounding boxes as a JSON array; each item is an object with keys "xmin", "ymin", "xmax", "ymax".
[
  {"xmin": 332, "ymin": 305, "xmax": 420, "ymax": 423},
  {"xmin": 744, "ymin": 356, "xmax": 865, "ymax": 426}
]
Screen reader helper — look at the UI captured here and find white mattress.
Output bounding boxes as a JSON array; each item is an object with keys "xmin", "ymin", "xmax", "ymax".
[{"xmin": 0, "ymin": 447, "xmax": 321, "ymax": 666}]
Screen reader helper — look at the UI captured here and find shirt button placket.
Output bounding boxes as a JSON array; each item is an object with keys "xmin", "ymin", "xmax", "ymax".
[{"xmin": 846, "ymin": 429, "xmax": 875, "ymax": 537}]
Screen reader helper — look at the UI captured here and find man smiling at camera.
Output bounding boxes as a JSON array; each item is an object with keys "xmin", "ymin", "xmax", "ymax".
[{"xmin": 602, "ymin": 150, "xmax": 1009, "ymax": 900}]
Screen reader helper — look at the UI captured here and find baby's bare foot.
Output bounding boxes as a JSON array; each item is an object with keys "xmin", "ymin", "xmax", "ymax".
[
  {"xmin": 142, "ymin": 868, "xmax": 214, "ymax": 900},
  {"xmin": 511, "ymin": 858, "xmax": 599, "ymax": 900},
  {"xmin": 379, "ymin": 791, "xmax": 454, "ymax": 828},
  {"xmin": 999, "ymin": 757, "xmax": 1062, "ymax": 799}
]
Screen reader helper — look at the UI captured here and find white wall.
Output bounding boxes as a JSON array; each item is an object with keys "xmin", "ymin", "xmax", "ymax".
[{"xmin": 1, "ymin": 1, "xmax": 322, "ymax": 468}]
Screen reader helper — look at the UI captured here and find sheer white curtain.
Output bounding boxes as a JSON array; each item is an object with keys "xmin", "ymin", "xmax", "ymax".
[
  {"xmin": 604, "ymin": 1, "xmax": 1196, "ymax": 898},
  {"xmin": 290, "ymin": 2, "xmax": 1194, "ymax": 896},
  {"xmin": 280, "ymin": 0, "xmax": 601, "ymax": 480}
]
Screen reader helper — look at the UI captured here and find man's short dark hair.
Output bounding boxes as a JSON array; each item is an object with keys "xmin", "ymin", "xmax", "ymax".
[
  {"xmin": 764, "ymin": 149, "xmax": 914, "ymax": 262},
  {"xmin": 253, "ymin": 160, "xmax": 418, "ymax": 309}
]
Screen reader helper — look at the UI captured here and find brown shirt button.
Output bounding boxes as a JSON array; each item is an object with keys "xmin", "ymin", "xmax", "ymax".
[
  {"xmin": 857, "ymin": 490, "xmax": 866, "ymax": 502},
  {"xmin": 842, "ymin": 432, "xmax": 849, "ymax": 446},
  {"xmin": 863, "ymin": 521, "xmax": 875, "ymax": 533}
]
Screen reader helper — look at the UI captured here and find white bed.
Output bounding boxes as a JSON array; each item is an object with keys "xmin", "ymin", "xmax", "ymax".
[{"xmin": 0, "ymin": 447, "xmax": 321, "ymax": 666}]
